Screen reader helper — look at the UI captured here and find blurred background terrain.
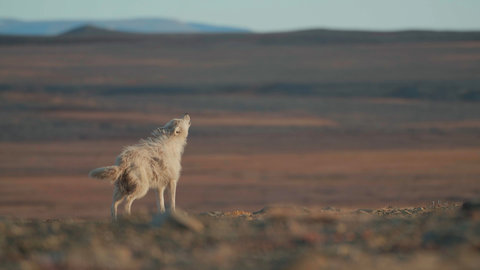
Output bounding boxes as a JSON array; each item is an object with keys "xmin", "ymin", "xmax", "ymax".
[{"xmin": 1, "ymin": 27, "xmax": 480, "ymax": 218}]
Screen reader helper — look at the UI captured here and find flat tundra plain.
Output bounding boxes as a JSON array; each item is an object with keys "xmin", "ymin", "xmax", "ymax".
[
  {"xmin": 1, "ymin": 94, "xmax": 480, "ymax": 218},
  {"xmin": 0, "ymin": 33, "xmax": 480, "ymax": 219},
  {"xmin": 1, "ymin": 31, "xmax": 480, "ymax": 269}
]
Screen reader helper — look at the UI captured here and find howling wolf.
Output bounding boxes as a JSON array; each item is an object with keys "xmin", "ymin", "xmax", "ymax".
[{"xmin": 89, "ymin": 113, "xmax": 191, "ymax": 219}]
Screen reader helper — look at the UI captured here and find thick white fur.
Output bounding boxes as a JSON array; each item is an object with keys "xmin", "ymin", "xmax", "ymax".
[{"xmin": 89, "ymin": 114, "xmax": 191, "ymax": 220}]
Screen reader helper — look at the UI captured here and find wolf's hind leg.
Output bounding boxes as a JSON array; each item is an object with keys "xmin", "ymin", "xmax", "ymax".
[
  {"xmin": 155, "ymin": 186, "xmax": 166, "ymax": 213},
  {"xmin": 111, "ymin": 186, "xmax": 124, "ymax": 220},
  {"xmin": 124, "ymin": 195, "xmax": 135, "ymax": 215}
]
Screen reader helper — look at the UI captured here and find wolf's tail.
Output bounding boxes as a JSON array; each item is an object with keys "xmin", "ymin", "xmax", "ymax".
[{"xmin": 88, "ymin": 166, "xmax": 121, "ymax": 182}]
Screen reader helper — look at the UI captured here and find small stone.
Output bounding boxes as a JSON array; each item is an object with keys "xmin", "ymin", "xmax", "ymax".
[
  {"xmin": 151, "ymin": 209, "xmax": 204, "ymax": 232},
  {"xmin": 200, "ymin": 211, "xmax": 223, "ymax": 217},
  {"xmin": 355, "ymin": 209, "xmax": 373, "ymax": 214}
]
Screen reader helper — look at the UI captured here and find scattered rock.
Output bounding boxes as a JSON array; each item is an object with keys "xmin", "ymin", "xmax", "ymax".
[
  {"xmin": 151, "ymin": 209, "xmax": 204, "ymax": 233},
  {"xmin": 355, "ymin": 209, "xmax": 374, "ymax": 214},
  {"xmin": 200, "ymin": 211, "xmax": 223, "ymax": 217}
]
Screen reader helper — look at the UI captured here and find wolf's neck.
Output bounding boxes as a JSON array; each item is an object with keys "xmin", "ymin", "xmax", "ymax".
[
  {"xmin": 162, "ymin": 138, "xmax": 187, "ymax": 162},
  {"xmin": 153, "ymin": 136, "xmax": 186, "ymax": 154}
]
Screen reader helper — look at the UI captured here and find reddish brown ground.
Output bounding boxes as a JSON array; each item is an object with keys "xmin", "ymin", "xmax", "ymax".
[
  {"xmin": 1, "ymin": 116, "xmax": 479, "ymax": 219},
  {"xmin": 1, "ymin": 35, "xmax": 480, "ymax": 219}
]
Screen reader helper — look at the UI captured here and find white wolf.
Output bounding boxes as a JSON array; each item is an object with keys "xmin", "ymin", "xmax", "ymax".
[{"xmin": 89, "ymin": 113, "xmax": 191, "ymax": 219}]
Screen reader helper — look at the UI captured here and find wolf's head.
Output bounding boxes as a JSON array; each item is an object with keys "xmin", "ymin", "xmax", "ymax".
[{"xmin": 153, "ymin": 113, "xmax": 191, "ymax": 139}]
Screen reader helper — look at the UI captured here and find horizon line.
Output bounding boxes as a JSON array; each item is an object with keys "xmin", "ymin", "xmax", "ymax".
[{"xmin": 1, "ymin": 17, "xmax": 480, "ymax": 34}]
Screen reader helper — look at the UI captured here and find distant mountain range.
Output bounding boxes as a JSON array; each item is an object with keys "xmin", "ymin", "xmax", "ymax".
[{"xmin": 0, "ymin": 18, "xmax": 251, "ymax": 36}]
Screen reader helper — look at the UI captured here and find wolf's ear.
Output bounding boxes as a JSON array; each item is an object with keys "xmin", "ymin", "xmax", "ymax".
[
  {"xmin": 183, "ymin": 113, "xmax": 190, "ymax": 122},
  {"xmin": 173, "ymin": 126, "xmax": 181, "ymax": 136}
]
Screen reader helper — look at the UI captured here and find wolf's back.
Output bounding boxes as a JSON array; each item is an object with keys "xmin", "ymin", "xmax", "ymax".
[{"xmin": 89, "ymin": 166, "xmax": 121, "ymax": 182}]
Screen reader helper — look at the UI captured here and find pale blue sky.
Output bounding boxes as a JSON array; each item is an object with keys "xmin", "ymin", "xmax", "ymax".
[{"xmin": 1, "ymin": 0, "xmax": 479, "ymax": 32}]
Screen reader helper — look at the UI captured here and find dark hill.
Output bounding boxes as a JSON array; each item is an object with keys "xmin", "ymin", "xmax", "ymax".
[{"xmin": 59, "ymin": 25, "xmax": 132, "ymax": 37}]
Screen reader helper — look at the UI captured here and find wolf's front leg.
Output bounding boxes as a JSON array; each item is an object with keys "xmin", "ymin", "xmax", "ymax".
[
  {"xmin": 168, "ymin": 180, "xmax": 177, "ymax": 211},
  {"xmin": 155, "ymin": 186, "xmax": 166, "ymax": 213}
]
